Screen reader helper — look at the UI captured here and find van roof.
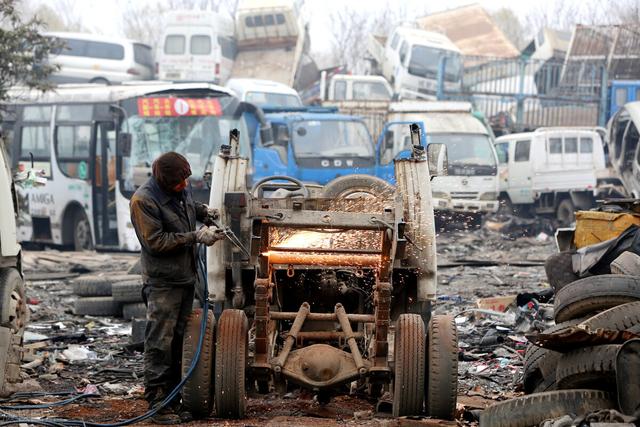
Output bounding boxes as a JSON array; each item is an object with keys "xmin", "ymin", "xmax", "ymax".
[
  {"xmin": 163, "ymin": 10, "xmax": 234, "ymax": 28},
  {"xmin": 331, "ymin": 75, "xmax": 390, "ymax": 84},
  {"xmin": 7, "ymin": 81, "xmax": 234, "ymax": 104},
  {"xmin": 44, "ymin": 31, "xmax": 148, "ymax": 47},
  {"xmin": 394, "ymin": 27, "xmax": 460, "ymax": 53},
  {"xmin": 495, "ymin": 128, "xmax": 600, "ymax": 143},
  {"xmin": 389, "ymin": 101, "xmax": 472, "ymax": 113},
  {"xmin": 226, "ymin": 78, "xmax": 299, "ymax": 96}
]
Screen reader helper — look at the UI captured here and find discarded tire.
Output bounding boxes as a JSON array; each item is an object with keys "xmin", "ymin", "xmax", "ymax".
[
  {"xmin": 581, "ymin": 301, "xmax": 640, "ymax": 331},
  {"xmin": 610, "ymin": 251, "xmax": 640, "ymax": 276},
  {"xmin": 74, "ymin": 297, "xmax": 122, "ymax": 316},
  {"xmin": 0, "ymin": 268, "xmax": 28, "ymax": 334},
  {"xmin": 544, "ymin": 251, "xmax": 578, "ymax": 292},
  {"xmin": 71, "ymin": 274, "xmax": 140, "ymax": 297},
  {"xmin": 215, "ymin": 309, "xmax": 248, "ymax": 419},
  {"xmin": 556, "ymin": 198, "xmax": 575, "ymax": 226},
  {"xmin": 393, "ymin": 314, "xmax": 425, "ymax": 417},
  {"xmin": 130, "ymin": 318, "xmax": 147, "ymax": 344},
  {"xmin": 182, "ymin": 309, "xmax": 215, "ymax": 419},
  {"xmin": 556, "ymin": 345, "xmax": 619, "ymax": 391},
  {"xmin": 616, "ymin": 339, "xmax": 640, "ymax": 415},
  {"xmin": 479, "ymin": 389, "xmax": 616, "ymax": 427},
  {"xmin": 112, "ymin": 280, "xmax": 143, "ymax": 303},
  {"xmin": 425, "ymin": 314, "xmax": 458, "ymax": 420},
  {"xmin": 122, "ymin": 303, "xmax": 146, "ymax": 320},
  {"xmin": 554, "ymin": 275, "xmax": 640, "ymax": 323},
  {"xmin": 127, "ymin": 260, "xmax": 142, "ymax": 275},
  {"xmin": 323, "ymin": 174, "xmax": 394, "ymax": 199}
]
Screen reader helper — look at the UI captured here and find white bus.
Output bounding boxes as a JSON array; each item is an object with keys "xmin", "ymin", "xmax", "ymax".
[
  {"xmin": 3, "ymin": 82, "xmax": 251, "ymax": 251},
  {"xmin": 157, "ymin": 11, "xmax": 236, "ymax": 84}
]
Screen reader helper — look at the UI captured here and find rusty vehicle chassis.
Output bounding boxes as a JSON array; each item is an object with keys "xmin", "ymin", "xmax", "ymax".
[{"xmin": 247, "ymin": 198, "xmax": 403, "ymax": 389}]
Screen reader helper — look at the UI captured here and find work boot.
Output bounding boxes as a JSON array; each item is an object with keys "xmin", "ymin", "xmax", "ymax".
[
  {"xmin": 170, "ymin": 399, "xmax": 194, "ymax": 423},
  {"xmin": 149, "ymin": 406, "xmax": 181, "ymax": 425}
]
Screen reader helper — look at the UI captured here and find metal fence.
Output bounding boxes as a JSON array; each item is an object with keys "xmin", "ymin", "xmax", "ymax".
[{"xmin": 439, "ymin": 55, "xmax": 606, "ymax": 132}]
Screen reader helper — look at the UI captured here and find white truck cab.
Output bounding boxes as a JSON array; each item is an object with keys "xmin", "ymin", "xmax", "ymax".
[
  {"xmin": 382, "ymin": 101, "xmax": 499, "ymax": 218},
  {"xmin": 324, "ymin": 75, "xmax": 393, "ymax": 102},
  {"xmin": 225, "ymin": 78, "xmax": 302, "ymax": 107},
  {"xmin": 495, "ymin": 127, "xmax": 611, "ymax": 224},
  {"xmin": 368, "ymin": 27, "xmax": 462, "ymax": 100}
]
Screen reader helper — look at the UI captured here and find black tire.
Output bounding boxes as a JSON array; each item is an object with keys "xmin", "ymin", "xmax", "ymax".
[
  {"xmin": 74, "ymin": 297, "xmax": 122, "ymax": 316},
  {"xmin": 122, "ymin": 302, "xmax": 146, "ymax": 320},
  {"xmin": 581, "ymin": 301, "xmax": 640, "ymax": 331},
  {"xmin": 610, "ymin": 251, "xmax": 640, "ymax": 276},
  {"xmin": 323, "ymin": 174, "xmax": 394, "ymax": 199},
  {"xmin": 215, "ymin": 309, "xmax": 248, "ymax": 419},
  {"xmin": 112, "ymin": 280, "xmax": 143, "ymax": 303},
  {"xmin": 479, "ymin": 390, "xmax": 615, "ymax": 427},
  {"xmin": 73, "ymin": 210, "xmax": 93, "ymax": 251},
  {"xmin": 425, "ymin": 314, "xmax": 457, "ymax": 420},
  {"xmin": 523, "ymin": 319, "xmax": 585, "ymax": 394},
  {"xmin": 556, "ymin": 345, "xmax": 619, "ymax": 391},
  {"xmin": 393, "ymin": 314, "xmax": 425, "ymax": 417},
  {"xmin": 544, "ymin": 252, "xmax": 578, "ymax": 292},
  {"xmin": 554, "ymin": 274, "xmax": 640, "ymax": 323},
  {"xmin": 71, "ymin": 274, "xmax": 139, "ymax": 297},
  {"xmin": 616, "ymin": 339, "xmax": 640, "ymax": 415},
  {"xmin": 182, "ymin": 309, "xmax": 215, "ymax": 419},
  {"xmin": 556, "ymin": 198, "xmax": 575, "ymax": 226},
  {"xmin": 0, "ymin": 268, "xmax": 28, "ymax": 334},
  {"xmin": 130, "ymin": 318, "xmax": 147, "ymax": 344}
]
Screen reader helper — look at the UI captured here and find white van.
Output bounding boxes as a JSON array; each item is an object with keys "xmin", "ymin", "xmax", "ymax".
[
  {"xmin": 368, "ymin": 27, "xmax": 462, "ymax": 100},
  {"xmin": 324, "ymin": 75, "xmax": 393, "ymax": 102},
  {"xmin": 46, "ymin": 32, "xmax": 154, "ymax": 84},
  {"xmin": 495, "ymin": 128, "xmax": 614, "ymax": 224},
  {"xmin": 226, "ymin": 78, "xmax": 302, "ymax": 107},
  {"xmin": 157, "ymin": 11, "xmax": 235, "ymax": 84}
]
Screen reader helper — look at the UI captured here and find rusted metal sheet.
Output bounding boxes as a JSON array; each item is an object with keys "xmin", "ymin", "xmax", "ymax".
[
  {"xmin": 417, "ymin": 4, "xmax": 520, "ymax": 58},
  {"xmin": 530, "ymin": 326, "xmax": 640, "ymax": 352}
]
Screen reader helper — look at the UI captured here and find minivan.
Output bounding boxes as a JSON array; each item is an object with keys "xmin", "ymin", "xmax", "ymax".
[{"xmin": 46, "ymin": 32, "xmax": 154, "ymax": 84}]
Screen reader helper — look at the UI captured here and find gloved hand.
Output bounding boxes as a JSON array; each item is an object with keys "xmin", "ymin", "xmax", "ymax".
[{"xmin": 195, "ymin": 226, "xmax": 225, "ymax": 246}]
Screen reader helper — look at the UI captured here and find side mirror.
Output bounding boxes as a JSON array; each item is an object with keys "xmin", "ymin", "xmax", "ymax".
[
  {"xmin": 427, "ymin": 143, "xmax": 448, "ymax": 177},
  {"xmin": 118, "ymin": 132, "xmax": 132, "ymax": 157}
]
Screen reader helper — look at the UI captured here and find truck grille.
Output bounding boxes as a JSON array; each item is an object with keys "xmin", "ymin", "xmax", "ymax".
[{"xmin": 450, "ymin": 192, "xmax": 479, "ymax": 200}]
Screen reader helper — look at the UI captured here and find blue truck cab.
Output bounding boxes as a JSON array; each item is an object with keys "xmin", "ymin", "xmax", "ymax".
[
  {"xmin": 610, "ymin": 80, "xmax": 640, "ymax": 120},
  {"xmin": 251, "ymin": 106, "xmax": 378, "ymax": 185}
]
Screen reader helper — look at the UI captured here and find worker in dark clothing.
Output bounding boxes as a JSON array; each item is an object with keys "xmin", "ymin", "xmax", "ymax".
[{"xmin": 130, "ymin": 152, "xmax": 222, "ymax": 425}]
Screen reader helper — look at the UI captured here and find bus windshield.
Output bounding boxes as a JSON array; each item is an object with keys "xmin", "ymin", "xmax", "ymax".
[
  {"xmin": 119, "ymin": 95, "xmax": 249, "ymax": 193},
  {"xmin": 291, "ymin": 120, "xmax": 374, "ymax": 158},
  {"xmin": 427, "ymin": 133, "xmax": 497, "ymax": 175},
  {"xmin": 408, "ymin": 45, "xmax": 462, "ymax": 83}
]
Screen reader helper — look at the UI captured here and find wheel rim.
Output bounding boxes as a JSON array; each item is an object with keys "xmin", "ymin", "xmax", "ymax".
[
  {"xmin": 75, "ymin": 218, "xmax": 92, "ymax": 250},
  {"xmin": 7, "ymin": 287, "xmax": 27, "ymax": 333}
]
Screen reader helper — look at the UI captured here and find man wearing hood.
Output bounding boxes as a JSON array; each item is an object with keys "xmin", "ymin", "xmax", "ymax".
[{"xmin": 130, "ymin": 151, "xmax": 222, "ymax": 424}]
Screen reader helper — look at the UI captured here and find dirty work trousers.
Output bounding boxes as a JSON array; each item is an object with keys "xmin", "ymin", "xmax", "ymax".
[{"xmin": 142, "ymin": 285, "xmax": 195, "ymax": 404}]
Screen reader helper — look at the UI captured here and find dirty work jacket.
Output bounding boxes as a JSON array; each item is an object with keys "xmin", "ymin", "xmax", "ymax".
[{"xmin": 130, "ymin": 177, "xmax": 207, "ymax": 287}]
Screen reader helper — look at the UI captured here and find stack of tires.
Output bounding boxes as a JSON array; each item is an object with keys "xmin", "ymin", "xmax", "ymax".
[
  {"xmin": 112, "ymin": 278, "xmax": 147, "ymax": 344},
  {"xmin": 71, "ymin": 273, "xmax": 145, "ymax": 321},
  {"xmin": 481, "ymin": 251, "xmax": 640, "ymax": 427}
]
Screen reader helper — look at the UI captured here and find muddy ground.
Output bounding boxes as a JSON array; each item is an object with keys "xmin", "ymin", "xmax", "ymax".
[{"xmin": 9, "ymin": 227, "xmax": 555, "ymax": 426}]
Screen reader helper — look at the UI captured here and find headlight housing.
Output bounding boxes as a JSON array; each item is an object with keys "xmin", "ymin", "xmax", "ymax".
[
  {"xmin": 479, "ymin": 192, "xmax": 498, "ymax": 201},
  {"xmin": 432, "ymin": 191, "xmax": 449, "ymax": 199}
]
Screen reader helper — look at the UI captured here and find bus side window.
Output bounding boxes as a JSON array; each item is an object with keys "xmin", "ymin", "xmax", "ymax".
[
  {"xmin": 19, "ymin": 125, "xmax": 51, "ymax": 175},
  {"xmin": 55, "ymin": 125, "xmax": 91, "ymax": 179}
]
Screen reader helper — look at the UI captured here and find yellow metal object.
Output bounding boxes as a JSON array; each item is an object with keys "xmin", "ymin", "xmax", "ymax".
[{"xmin": 574, "ymin": 210, "xmax": 640, "ymax": 248}]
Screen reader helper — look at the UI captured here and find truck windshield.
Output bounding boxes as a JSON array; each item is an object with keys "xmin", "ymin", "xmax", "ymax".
[
  {"xmin": 246, "ymin": 91, "xmax": 302, "ymax": 107},
  {"xmin": 292, "ymin": 120, "xmax": 374, "ymax": 158},
  {"xmin": 119, "ymin": 95, "xmax": 249, "ymax": 194},
  {"xmin": 427, "ymin": 133, "xmax": 497, "ymax": 175},
  {"xmin": 408, "ymin": 45, "xmax": 462, "ymax": 83}
]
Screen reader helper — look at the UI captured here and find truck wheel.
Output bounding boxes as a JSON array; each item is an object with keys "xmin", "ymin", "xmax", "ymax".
[
  {"xmin": 215, "ymin": 309, "xmax": 248, "ymax": 419},
  {"xmin": 554, "ymin": 275, "xmax": 640, "ymax": 323},
  {"xmin": 556, "ymin": 345, "xmax": 618, "ymax": 391},
  {"xmin": 425, "ymin": 314, "xmax": 458, "ymax": 420},
  {"xmin": 556, "ymin": 198, "xmax": 575, "ymax": 226},
  {"xmin": 322, "ymin": 174, "xmax": 394, "ymax": 199},
  {"xmin": 392, "ymin": 314, "xmax": 425, "ymax": 417},
  {"xmin": 479, "ymin": 390, "xmax": 615, "ymax": 427},
  {"xmin": 182, "ymin": 309, "xmax": 215, "ymax": 419},
  {"xmin": 0, "ymin": 268, "xmax": 28, "ymax": 334},
  {"xmin": 73, "ymin": 211, "xmax": 93, "ymax": 251}
]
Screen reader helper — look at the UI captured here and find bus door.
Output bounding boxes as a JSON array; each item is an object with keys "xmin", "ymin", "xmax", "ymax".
[{"xmin": 92, "ymin": 121, "xmax": 118, "ymax": 247}]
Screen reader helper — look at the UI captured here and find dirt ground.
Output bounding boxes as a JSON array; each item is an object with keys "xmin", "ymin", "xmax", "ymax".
[{"xmin": 8, "ymin": 226, "xmax": 555, "ymax": 426}]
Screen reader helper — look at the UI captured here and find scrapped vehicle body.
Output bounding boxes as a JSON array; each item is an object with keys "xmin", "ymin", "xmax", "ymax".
[
  {"xmin": 182, "ymin": 125, "xmax": 458, "ymax": 419},
  {"xmin": 495, "ymin": 127, "xmax": 624, "ymax": 225},
  {"xmin": 607, "ymin": 102, "xmax": 640, "ymax": 198}
]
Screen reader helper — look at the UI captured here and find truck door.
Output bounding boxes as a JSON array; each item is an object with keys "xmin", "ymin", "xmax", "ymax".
[
  {"xmin": 375, "ymin": 121, "xmax": 426, "ymax": 183},
  {"xmin": 507, "ymin": 139, "xmax": 533, "ymax": 204}
]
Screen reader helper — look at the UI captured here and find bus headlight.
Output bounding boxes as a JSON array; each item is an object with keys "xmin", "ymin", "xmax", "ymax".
[
  {"xmin": 479, "ymin": 192, "xmax": 498, "ymax": 201},
  {"xmin": 432, "ymin": 191, "xmax": 449, "ymax": 199}
]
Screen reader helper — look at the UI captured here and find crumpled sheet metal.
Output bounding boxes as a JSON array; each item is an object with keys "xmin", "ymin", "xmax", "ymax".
[{"xmin": 528, "ymin": 326, "xmax": 640, "ymax": 352}]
